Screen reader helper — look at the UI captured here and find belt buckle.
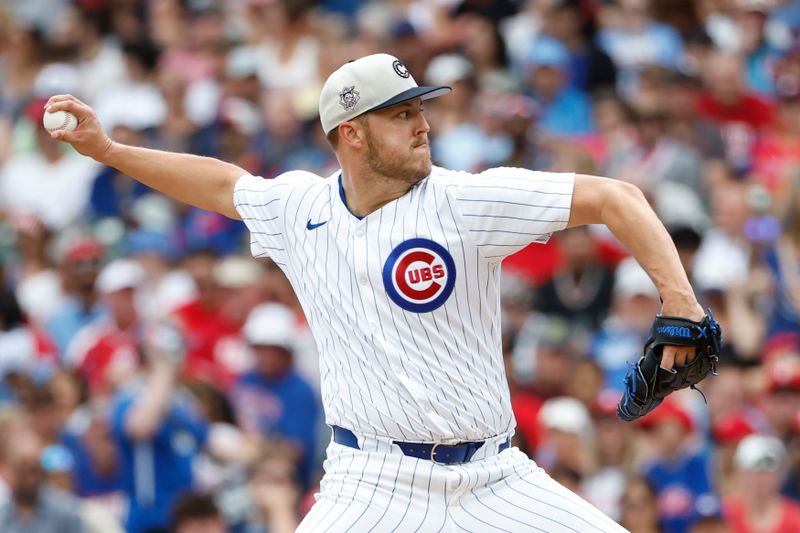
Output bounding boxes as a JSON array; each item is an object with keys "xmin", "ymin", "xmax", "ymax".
[{"xmin": 430, "ymin": 442, "xmax": 446, "ymax": 465}]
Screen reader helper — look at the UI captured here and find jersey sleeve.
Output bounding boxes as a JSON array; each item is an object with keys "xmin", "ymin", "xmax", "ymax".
[
  {"xmin": 233, "ymin": 173, "xmax": 291, "ymax": 264},
  {"xmin": 446, "ymin": 167, "xmax": 574, "ymax": 260}
]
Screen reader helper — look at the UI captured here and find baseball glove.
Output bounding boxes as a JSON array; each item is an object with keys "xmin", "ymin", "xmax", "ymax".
[{"xmin": 617, "ymin": 309, "xmax": 722, "ymax": 422}]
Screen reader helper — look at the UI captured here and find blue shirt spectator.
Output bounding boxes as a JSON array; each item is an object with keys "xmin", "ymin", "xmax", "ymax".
[
  {"xmin": 524, "ymin": 37, "xmax": 595, "ymax": 136},
  {"xmin": 538, "ymin": 86, "xmax": 595, "ymax": 136},
  {"xmin": 597, "ymin": 19, "xmax": 683, "ymax": 96},
  {"xmin": 45, "ymin": 297, "xmax": 106, "ymax": 357},
  {"xmin": 232, "ymin": 303, "xmax": 320, "ymax": 486},
  {"xmin": 645, "ymin": 450, "xmax": 718, "ymax": 533},
  {"xmin": 89, "ymin": 166, "xmax": 152, "ymax": 220},
  {"xmin": 640, "ymin": 402, "xmax": 719, "ymax": 533},
  {"xmin": 109, "ymin": 384, "xmax": 208, "ymax": 533},
  {"xmin": 61, "ymin": 409, "xmax": 125, "ymax": 500}
]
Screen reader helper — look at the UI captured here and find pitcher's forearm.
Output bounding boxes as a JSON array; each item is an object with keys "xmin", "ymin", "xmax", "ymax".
[
  {"xmin": 101, "ymin": 142, "xmax": 244, "ymax": 219},
  {"xmin": 600, "ymin": 182, "xmax": 695, "ymax": 304},
  {"xmin": 568, "ymin": 175, "xmax": 701, "ymax": 318},
  {"xmin": 44, "ymin": 95, "xmax": 246, "ymax": 218}
]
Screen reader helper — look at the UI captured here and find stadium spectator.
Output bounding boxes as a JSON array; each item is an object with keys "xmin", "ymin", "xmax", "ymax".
[
  {"xmin": 724, "ymin": 434, "xmax": 800, "ymax": 532},
  {"xmin": 66, "ymin": 259, "xmax": 145, "ymax": 398},
  {"xmin": 640, "ymin": 399, "xmax": 720, "ymax": 533},
  {"xmin": 44, "ymin": 237, "xmax": 106, "ymax": 356},
  {"xmin": 697, "ymin": 51, "xmax": 775, "ymax": 174},
  {"xmin": 619, "ymin": 475, "xmax": 663, "ymax": 533},
  {"xmin": 107, "ymin": 322, "xmax": 208, "ymax": 533},
  {"xmin": 540, "ymin": 0, "xmax": 617, "ymax": 94},
  {"xmin": 0, "ymin": 98, "xmax": 101, "ymax": 230},
  {"xmin": 170, "ymin": 491, "xmax": 226, "ymax": 533},
  {"xmin": 0, "ymin": 424, "xmax": 84, "ymax": 533},
  {"xmin": 524, "ymin": 35, "xmax": 596, "ymax": 136},
  {"xmin": 536, "ymin": 226, "xmax": 616, "ymax": 333},
  {"xmin": 231, "ymin": 303, "xmax": 319, "ymax": 487}
]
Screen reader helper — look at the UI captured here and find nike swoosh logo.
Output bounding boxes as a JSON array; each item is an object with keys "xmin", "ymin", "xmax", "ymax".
[{"xmin": 306, "ymin": 219, "xmax": 328, "ymax": 230}]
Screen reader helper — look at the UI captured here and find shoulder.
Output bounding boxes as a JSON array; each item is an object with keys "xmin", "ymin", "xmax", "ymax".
[
  {"xmin": 427, "ymin": 165, "xmax": 569, "ymax": 186},
  {"xmin": 236, "ymin": 170, "xmax": 330, "ymax": 193},
  {"xmin": 425, "ymin": 166, "xmax": 471, "ymax": 186}
]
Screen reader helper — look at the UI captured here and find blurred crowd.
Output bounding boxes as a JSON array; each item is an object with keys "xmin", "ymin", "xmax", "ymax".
[{"xmin": 2, "ymin": 0, "xmax": 800, "ymax": 532}]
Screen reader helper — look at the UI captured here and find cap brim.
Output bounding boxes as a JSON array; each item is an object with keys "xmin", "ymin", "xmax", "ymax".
[{"xmin": 369, "ymin": 86, "xmax": 451, "ymax": 112}]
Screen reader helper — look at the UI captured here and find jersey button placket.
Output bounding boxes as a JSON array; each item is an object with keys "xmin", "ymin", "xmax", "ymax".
[
  {"xmin": 352, "ymin": 222, "xmax": 380, "ymax": 331},
  {"xmin": 352, "ymin": 222, "xmax": 369, "ymax": 289}
]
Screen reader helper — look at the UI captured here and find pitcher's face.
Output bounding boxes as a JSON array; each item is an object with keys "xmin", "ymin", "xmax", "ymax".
[{"xmin": 361, "ymin": 98, "xmax": 432, "ymax": 185}]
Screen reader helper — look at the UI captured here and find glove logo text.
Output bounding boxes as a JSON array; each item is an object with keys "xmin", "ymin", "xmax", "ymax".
[{"xmin": 656, "ymin": 325, "xmax": 694, "ymax": 338}]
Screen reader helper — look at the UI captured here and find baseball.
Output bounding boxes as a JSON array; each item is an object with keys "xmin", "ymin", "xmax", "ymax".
[{"xmin": 42, "ymin": 110, "xmax": 78, "ymax": 132}]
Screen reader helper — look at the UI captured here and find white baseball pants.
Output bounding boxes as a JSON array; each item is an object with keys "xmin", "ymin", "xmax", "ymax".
[{"xmin": 296, "ymin": 435, "xmax": 629, "ymax": 532}]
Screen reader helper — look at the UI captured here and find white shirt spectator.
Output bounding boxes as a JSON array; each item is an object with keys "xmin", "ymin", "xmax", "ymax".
[
  {"xmin": 94, "ymin": 82, "xmax": 167, "ymax": 132},
  {"xmin": 15, "ymin": 269, "xmax": 64, "ymax": 323},
  {"xmin": 256, "ymin": 38, "xmax": 320, "ymax": 90},
  {"xmin": 76, "ymin": 41, "xmax": 127, "ymax": 105},
  {"xmin": 0, "ymin": 151, "xmax": 100, "ymax": 230},
  {"xmin": 693, "ymin": 228, "xmax": 750, "ymax": 292}
]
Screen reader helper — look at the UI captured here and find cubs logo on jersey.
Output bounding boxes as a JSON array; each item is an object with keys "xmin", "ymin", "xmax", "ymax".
[{"xmin": 382, "ymin": 238, "xmax": 456, "ymax": 313}]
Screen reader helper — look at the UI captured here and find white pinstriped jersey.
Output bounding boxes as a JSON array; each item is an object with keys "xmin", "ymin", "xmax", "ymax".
[{"xmin": 234, "ymin": 166, "xmax": 574, "ymax": 443}]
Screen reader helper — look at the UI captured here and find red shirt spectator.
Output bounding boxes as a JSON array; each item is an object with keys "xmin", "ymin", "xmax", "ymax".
[
  {"xmin": 511, "ymin": 390, "xmax": 543, "ymax": 452},
  {"xmin": 173, "ymin": 298, "xmax": 242, "ymax": 389},
  {"xmin": 697, "ymin": 91, "xmax": 775, "ymax": 172},
  {"xmin": 66, "ymin": 259, "xmax": 145, "ymax": 396},
  {"xmin": 696, "ymin": 52, "xmax": 776, "ymax": 172},
  {"xmin": 67, "ymin": 319, "xmax": 139, "ymax": 396},
  {"xmin": 725, "ymin": 497, "xmax": 800, "ymax": 533},
  {"xmin": 697, "ymin": 93, "xmax": 775, "ymax": 131}
]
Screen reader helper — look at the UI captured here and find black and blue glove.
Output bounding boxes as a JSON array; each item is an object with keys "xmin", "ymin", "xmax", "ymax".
[{"xmin": 617, "ymin": 310, "xmax": 722, "ymax": 422}]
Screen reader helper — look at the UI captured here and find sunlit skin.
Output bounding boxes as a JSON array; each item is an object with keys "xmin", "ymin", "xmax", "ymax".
[{"xmin": 334, "ymin": 98, "xmax": 432, "ymax": 217}]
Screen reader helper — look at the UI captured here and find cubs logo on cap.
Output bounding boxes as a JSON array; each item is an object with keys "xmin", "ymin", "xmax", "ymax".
[
  {"xmin": 392, "ymin": 60, "xmax": 410, "ymax": 78},
  {"xmin": 382, "ymin": 238, "xmax": 456, "ymax": 313},
  {"xmin": 319, "ymin": 53, "xmax": 451, "ymax": 134}
]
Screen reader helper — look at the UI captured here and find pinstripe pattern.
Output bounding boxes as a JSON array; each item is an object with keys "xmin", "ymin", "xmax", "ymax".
[
  {"xmin": 296, "ymin": 442, "xmax": 628, "ymax": 532},
  {"xmin": 234, "ymin": 167, "xmax": 629, "ymax": 531},
  {"xmin": 233, "ymin": 167, "xmax": 573, "ymax": 443}
]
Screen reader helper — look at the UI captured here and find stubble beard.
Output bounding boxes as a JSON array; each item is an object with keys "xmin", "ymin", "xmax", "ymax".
[{"xmin": 364, "ymin": 129, "xmax": 431, "ymax": 186}]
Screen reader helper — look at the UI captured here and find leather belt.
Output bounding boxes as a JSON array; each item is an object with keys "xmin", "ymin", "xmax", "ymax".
[{"xmin": 332, "ymin": 425, "xmax": 510, "ymax": 465}]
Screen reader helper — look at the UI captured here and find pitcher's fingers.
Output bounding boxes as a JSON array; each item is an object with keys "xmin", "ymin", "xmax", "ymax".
[
  {"xmin": 665, "ymin": 346, "xmax": 697, "ymax": 367},
  {"xmin": 673, "ymin": 348, "xmax": 688, "ymax": 366},
  {"xmin": 45, "ymin": 98, "xmax": 84, "ymax": 113},
  {"xmin": 45, "ymin": 94, "xmax": 83, "ymax": 109},
  {"xmin": 50, "ymin": 128, "xmax": 80, "ymax": 143},
  {"xmin": 677, "ymin": 346, "xmax": 698, "ymax": 366},
  {"xmin": 660, "ymin": 347, "xmax": 676, "ymax": 370},
  {"xmin": 45, "ymin": 99, "xmax": 93, "ymax": 123}
]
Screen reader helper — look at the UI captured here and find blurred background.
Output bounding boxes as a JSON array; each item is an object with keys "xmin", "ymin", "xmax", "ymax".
[{"xmin": 1, "ymin": 0, "xmax": 800, "ymax": 532}]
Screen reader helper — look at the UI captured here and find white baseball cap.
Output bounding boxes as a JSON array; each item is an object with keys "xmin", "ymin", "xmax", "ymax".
[
  {"xmin": 213, "ymin": 255, "xmax": 264, "ymax": 289},
  {"xmin": 96, "ymin": 259, "xmax": 145, "ymax": 295},
  {"xmin": 538, "ymin": 397, "xmax": 594, "ymax": 442},
  {"xmin": 243, "ymin": 303, "xmax": 296, "ymax": 350},
  {"xmin": 734, "ymin": 434, "xmax": 786, "ymax": 471},
  {"xmin": 319, "ymin": 53, "xmax": 451, "ymax": 134},
  {"xmin": 614, "ymin": 256, "xmax": 659, "ymax": 299}
]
